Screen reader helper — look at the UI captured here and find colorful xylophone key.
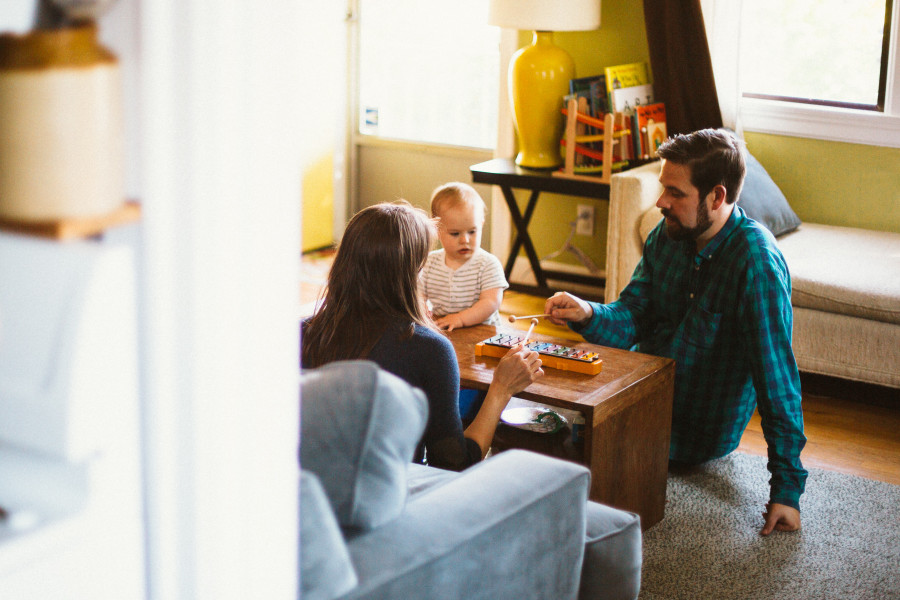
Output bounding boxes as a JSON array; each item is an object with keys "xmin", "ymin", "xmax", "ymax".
[{"xmin": 474, "ymin": 334, "xmax": 603, "ymax": 375}]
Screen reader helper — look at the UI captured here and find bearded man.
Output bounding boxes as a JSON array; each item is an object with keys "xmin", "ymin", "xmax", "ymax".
[{"xmin": 545, "ymin": 129, "xmax": 807, "ymax": 536}]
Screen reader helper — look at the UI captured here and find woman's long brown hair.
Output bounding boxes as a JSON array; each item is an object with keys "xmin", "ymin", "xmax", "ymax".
[{"xmin": 302, "ymin": 201, "xmax": 436, "ymax": 368}]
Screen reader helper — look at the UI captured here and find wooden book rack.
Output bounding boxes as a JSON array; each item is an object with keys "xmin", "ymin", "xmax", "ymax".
[{"xmin": 554, "ymin": 97, "xmax": 630, "ymax": 185}]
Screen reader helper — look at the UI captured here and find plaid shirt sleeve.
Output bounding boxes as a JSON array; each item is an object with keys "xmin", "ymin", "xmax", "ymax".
[
  {"xmin": 739, "ymin": 243, "xmax": 807, "ymax": 509},
  {"xmin": 572, "ymin": 252, "xmax": 655, "ymax": 349}
]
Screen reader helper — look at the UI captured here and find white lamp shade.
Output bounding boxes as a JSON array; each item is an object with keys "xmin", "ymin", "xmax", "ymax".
[{"xmin": 488, "ymin": 0, "xmax": 601, "ymax": 32}]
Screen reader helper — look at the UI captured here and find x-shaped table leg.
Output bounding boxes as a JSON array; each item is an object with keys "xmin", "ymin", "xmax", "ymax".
[{"xmin": 500, "ymin": 186, "xmax": 546, "ymax": 289}]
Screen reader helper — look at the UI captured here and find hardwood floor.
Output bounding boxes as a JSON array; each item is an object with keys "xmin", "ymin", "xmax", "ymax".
[
  {"xmin": 300, "ymin": 254, "xmax": 900, "ymax": 486},
  {"xmin": 739, "ymin": 380, "xmax": 900, "ymax": 485}
]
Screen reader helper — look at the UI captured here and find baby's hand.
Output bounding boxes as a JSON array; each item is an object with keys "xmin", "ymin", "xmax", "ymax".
[{"xmin": 435, "ymin": 314, "xmax": 466, "ymax": 331}]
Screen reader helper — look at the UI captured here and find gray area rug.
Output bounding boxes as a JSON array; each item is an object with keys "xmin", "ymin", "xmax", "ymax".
[{"xmin": 639, "ymin": 452, "xmax": 900, "ymax": 600}]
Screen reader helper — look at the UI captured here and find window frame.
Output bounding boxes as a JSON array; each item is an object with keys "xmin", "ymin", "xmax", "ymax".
[{"xmin": 740, "ymin": 0, "xmax": 900, "ymax": 148}]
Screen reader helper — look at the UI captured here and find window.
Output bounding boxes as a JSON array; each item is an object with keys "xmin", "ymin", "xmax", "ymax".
[
  {"xmin": 736, "ymin": 0, "xmax": 900, "ymax": 147},
  {"xmin": 356, "ymin": 0, "xmax": 500, "ymax": 149},
  {"xmin": 741, "ymin": 0, "xmax": 890, "ymax": 110}
]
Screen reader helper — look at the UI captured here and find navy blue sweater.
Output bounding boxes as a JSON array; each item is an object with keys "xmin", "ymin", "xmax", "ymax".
[{"xmin": 302, "ymin": 320, "xmax": 481, "ymax": 471}]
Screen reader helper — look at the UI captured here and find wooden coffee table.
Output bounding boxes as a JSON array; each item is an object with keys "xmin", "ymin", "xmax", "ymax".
[{"xmin": 448, "ymin": 324, "xmax": 675, "ymax": 530}]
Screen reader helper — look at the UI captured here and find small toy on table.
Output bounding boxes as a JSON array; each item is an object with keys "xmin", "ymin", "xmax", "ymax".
[{"xmin": 475, "ymin": 330, "xmax": 603, "ymax": 375}]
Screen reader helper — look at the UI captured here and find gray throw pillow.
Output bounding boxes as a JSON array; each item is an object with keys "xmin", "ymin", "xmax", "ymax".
[
  {"xmin": 300, "ymin": 360, "xmax": 428, "ymax": 531},
  {"xmin": 738, "ymin": 151, "xmax": 802, "ymax": 237}
]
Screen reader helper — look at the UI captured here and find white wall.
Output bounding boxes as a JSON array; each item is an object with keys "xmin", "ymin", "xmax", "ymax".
[
  {"xmin": 2, "ymin": 2, "xmax": 307, "ymax": 598},
  {"xmin": 302, "ymin": 4, "xmax": 348, "ymax": 244},
  {"xmin": 135, "ymin": 1, "xmax": 303, "ymax": 598}
]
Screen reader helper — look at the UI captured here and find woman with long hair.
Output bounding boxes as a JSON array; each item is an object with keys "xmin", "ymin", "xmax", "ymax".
[{"xmin": 302, "ymin": 201, "xmax": 543, "ymax": 470}]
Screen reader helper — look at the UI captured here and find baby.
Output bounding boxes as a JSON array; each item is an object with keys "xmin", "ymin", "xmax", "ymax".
[{"xmin": 422, "ymin": 182, "xmax": 508, "ymax": 331}]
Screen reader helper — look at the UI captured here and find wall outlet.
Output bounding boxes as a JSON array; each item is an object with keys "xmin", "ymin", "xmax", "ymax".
[{"xmin": 576, "ymin": 204, "xmax": 594, "ymax": 236}]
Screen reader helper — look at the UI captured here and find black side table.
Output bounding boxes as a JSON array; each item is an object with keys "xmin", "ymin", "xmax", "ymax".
[{"xmin": 471, "ymin": 158, "xmax": 611, "ymax": 299}]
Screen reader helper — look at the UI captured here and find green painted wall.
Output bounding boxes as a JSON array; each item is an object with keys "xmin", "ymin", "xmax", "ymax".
[
  {"xmin": 509, "ymin": 0, "xmax": 649, "ymax": 272},
  {"xmin": 744, "ymin": 133, "xmax": 900, "ymax": 233},
  {"xmin": 515, "ymin": 0, "xmax": 900, "ymax": 275}
]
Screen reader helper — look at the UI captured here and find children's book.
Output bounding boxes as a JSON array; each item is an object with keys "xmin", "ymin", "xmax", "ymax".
[
  {"xmin": 569, "ymin": 76, "xmax": 596, "ymax": 142},
  {"xmin": 636, "ymin": 102, "xmax": 667, "ymax": 159},
  {"xmin": 569, "ymin": 76, "xmax": 595, "ymax": 113},
  {"xmin": 588, "ymin": 76, "xmax": 608, "ymax": 117},
  {"xmin": 645, "ymin": 120, "xmax": 668, "ymax": 159},
  {"xmin": 604, "ymin": 62, "xmax": 650, "ymax": 107},
  {"xmin": 570, "ymin": 74, "xmax": 607, "ymax": 116},
  {"xmin": 568, "ymin": 74, "xmax": 607, "ymax": 166},
  {"xmin": 631, "ymin": 111, "xmax": 642, "ymax": 159},
  {"xmin": 610, "ymin": 83, "xmax": 655, "ymax": 114}
]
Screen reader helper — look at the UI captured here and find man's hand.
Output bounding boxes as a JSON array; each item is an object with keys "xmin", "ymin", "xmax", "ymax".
[
  {"xmin": 544, "ymin": 292, "xmax": 593, "ymax": 327},
  {"xmin": 760, "ymin": 502, "xmax": 801, "ymax": 536}
]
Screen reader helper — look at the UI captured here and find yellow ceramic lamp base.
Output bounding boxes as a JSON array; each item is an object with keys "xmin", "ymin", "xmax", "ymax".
[{"xmin": 509, "ymin": 31, "xmax": 575, "ymax": 169}]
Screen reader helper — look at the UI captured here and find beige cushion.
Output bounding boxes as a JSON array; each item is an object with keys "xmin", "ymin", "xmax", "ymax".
[
  {"xmin": 777, "ymin": 223, "xmax": 900, "ymax": 325},
  {"xmin": 639, "ymin": 207, "xmax": 663, "ymax": 243},
  {"xmin": 792, "ymin": 307, "xmax": 900, "ymax": 389}
]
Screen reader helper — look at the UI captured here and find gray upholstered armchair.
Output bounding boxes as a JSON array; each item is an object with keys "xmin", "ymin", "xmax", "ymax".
[{"xmin": 299, "ymin": 360, "xmax": 642, "ymax": 600}]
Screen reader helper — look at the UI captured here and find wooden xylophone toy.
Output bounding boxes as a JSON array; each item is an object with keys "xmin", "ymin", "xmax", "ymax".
[{"xmin": 475, "ymin": 332, "xmax": 603, "ymax": 375}]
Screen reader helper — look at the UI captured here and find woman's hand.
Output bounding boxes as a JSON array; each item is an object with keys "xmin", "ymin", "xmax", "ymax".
[
  {"xmin": 493, "ymin": 343, "xmax": 544, "ymax": 396},
  {"xmin": 464, "ymin": 343, "xmax": 544, "ymax": 459}
]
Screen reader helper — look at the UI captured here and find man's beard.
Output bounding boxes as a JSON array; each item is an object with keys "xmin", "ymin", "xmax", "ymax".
[{"xmin": 662, "ymin": 200, "xmax": 712, "ymax": 242}]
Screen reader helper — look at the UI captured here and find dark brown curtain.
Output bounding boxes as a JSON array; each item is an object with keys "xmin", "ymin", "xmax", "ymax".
[{"xmin": 643, "ymin": 0, "xmax": 723, "ymax": 135}]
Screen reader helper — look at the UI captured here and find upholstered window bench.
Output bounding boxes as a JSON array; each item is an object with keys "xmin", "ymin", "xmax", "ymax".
[{"xmin": 606, "ymin": 160, "xmax": 900, "ymax": 390}]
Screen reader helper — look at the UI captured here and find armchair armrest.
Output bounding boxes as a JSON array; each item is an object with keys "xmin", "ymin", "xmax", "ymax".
[
  {"xmin": 343, "ymin": 450, "xmax": 590, "ymax": 600},
  {"xmin": 607, "ymin": 162, "xmax": 663, "ymax": 303}
]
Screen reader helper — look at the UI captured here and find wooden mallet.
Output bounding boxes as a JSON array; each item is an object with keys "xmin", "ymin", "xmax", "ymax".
[
  {"xmin": 507, "ymin": 313, "xmax": 551, "ymax": 323},
  {"xmin": 522, "ymin": 318, "xmax": 538, "ymax": 344}
]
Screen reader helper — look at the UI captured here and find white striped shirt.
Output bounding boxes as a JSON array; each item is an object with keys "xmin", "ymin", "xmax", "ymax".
[{"xmin": 421, "ymin": 248, "xmax": 508, "ymax": 326}]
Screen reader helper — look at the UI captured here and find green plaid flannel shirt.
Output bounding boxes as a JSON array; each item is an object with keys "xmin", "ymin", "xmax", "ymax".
[{"xmin": 574, "ymin": 206, "xmax": 807, "ymax": 509}]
